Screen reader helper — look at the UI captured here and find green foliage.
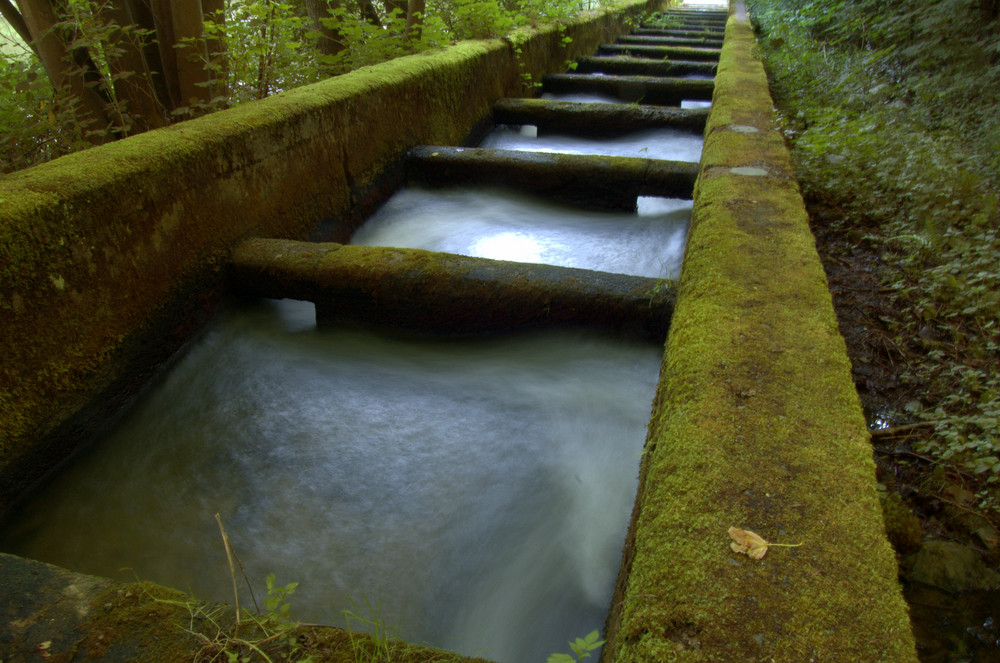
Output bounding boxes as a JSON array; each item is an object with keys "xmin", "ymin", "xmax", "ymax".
[
  {"xmin": 340, "ymin": 591, "xmax": 397, "ymax": 662},
  {"xmin": 197, "ymin": 1, "xmax": 324, "ymax": 106},
  {"xmin": 0, "ymin": 51, "xmax": 69, "ymax": 172},
  {"xmin": 0, "ymin": 0, "xmax": 149, "ymax": 170},
  {"xmin": 748, "ymin": 0, "xmax": 1000, "ymax": 503},
  {"xmin": 144, "ymin": 573, "xmax": 313, "ymax": 663},
  {"xmin": 1, "ymin": 0, "xmax": 606, "ymax": 172},
  {"xmin": 546, "ymin": 629, "xmax": 605, "ymax": 663}
]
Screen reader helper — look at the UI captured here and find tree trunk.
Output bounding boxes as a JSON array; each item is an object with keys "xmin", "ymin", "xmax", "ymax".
[
  {"xmin": 304, "ymin": 0, "xmax": 345, "ymax": 56},
  {"xmin": 383, "ymin": 0, "xmax": 406, "ymax": 19},
  {"xmin": 124, "ymin": 0, "xmax": 173, "ymax": 112},
  {"xmin": 357, "ymin": 0, "xmax": 381, "ymax": 27},
  {"xmin": 149, "ymin": 0, "xmax": 180, "ymax": 108},
  {"xmin": 406, "ymin": 0, "xmax": 424, "ymax": 38},
  {"xmin": 202, "ymin": 0, "xmax": 227, "ymax": 100},
  {"xmin": 15, "ymin": 0, "xmax": 111, "ymax": 143},
  {"xmin": 170, "ymin": 0, "xmax": 212, "ymax": 107},
  {"xmin": 96, "ymin": 1, "xmax": 167, "ymax": 133}
]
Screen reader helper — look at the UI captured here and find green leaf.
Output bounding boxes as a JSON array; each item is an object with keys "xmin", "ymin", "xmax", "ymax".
[{"xmin": 546, "ymin": 654, "xmax": 575, "ymax": 663}]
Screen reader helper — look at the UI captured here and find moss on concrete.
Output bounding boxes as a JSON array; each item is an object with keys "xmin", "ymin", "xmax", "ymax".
[
  {"xmin": 0, "ymin": 0, "xmax": 663, "ymax": 514},
  {"xmin": 0, "ymin": 553, "xmax": 491, "ymax": 663},
  {"xmin": 229, "ymin": 237, "xmax": 674, "ymax": 337},
  {"xmin": 603, "ymin": 4, "xmax": 919, "ymax": 661}
]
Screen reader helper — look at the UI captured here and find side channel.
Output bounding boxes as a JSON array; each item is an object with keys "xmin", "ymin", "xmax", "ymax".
[{"xmin": 0, "ymin": 10, "xmax": 719, "ymax": 663}]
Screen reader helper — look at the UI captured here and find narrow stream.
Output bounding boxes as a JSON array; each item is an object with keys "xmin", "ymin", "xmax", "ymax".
[{"xmin": 1, "ymin": 98, "xmax": 704, "ymax": 663}]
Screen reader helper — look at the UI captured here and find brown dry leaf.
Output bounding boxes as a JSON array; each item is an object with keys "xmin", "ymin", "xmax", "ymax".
[
  {"xmin": 728, "ymin": 526, "xmax": 803, "ymax": 560},
  {"xmin": 728, "ymin": 526, "xmax": 770, "ymax": 559}
]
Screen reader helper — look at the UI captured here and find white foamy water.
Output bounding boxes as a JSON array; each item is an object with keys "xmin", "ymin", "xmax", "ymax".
[
  {"xmin": 480, "ymin": 125, "xmax": 703, "ymax": 162},
  {"xmin": 352, "ymin": 187, "xmax": 690, "ymax": 280}
]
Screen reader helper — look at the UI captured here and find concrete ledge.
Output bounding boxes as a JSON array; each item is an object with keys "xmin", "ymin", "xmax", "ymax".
[
  {"xmin": 230, "ymin": 238, "xmax": 674, "ymax": 338},
  {"xmin": 0, "ymin": 553, "xmax": 489, "ymax": 663},
  {"xmin": 575, "ymin": 55, "xmax": 717, "ymax": 77},
  {"xmin": 542, "ymin": 73, "xmax": 714, "ymax": 105},
  {"xmin": 492, "ymin": 98, "xmax": 709, "ymax": 135},
  {"xmin": 407, "ymin": 146, "xmax": 699, "ymax": 210},
  {"xmin": 602, "ymin": 3, "xmax": 919, "ymax": 661},
  {"xmin": 0, "ymin": 0, "xmax": 663, "ymax": 513}
]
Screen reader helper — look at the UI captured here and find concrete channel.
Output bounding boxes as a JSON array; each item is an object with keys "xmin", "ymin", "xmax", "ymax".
[{"xmin": 0, "ymin": 2, "xmax": 919, "ymax": 661}]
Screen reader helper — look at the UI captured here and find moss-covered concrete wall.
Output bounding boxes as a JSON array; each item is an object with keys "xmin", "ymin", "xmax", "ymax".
[
  {"xmin": 602, "ymin": 2, "xmax": 919, "ymax": 661},
  {"xmin": 0, "ymin": 552, "xmax": 493, "ymax": 663},
  {"xmin": 0, "ymin": 0, "xmax": 663, "ymax": 514}
]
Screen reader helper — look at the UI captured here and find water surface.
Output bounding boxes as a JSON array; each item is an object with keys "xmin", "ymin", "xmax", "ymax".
[{"xmin": 0, "ymin": 300, "xmax": 662, "ymax": 663}]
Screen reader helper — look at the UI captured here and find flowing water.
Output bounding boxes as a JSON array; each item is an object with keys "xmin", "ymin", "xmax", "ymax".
[
  {"xmin": 352, "ymin": 187, "xmax": 691, "ymax": 280},
  {"xmin": 0, "ymin": 300, "xmax": 662, "ymax": 662},
  {"xmin": 480, "ymin": 125, "xmax": 703, "ymax": 162},
  {"xmin": 1, "ymin": 110, "xmax": 700, "ymax": 662}
]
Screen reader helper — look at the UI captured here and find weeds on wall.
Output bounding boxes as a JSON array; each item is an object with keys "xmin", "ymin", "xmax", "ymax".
[{"xmin": 748, "ymin": 0, "xmax": 1000, "ymax": 512}]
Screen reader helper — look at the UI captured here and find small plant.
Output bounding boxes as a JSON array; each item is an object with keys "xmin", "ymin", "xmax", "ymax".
[
  {"xmin": 142, "ymin": 514, "xmax": 314, "ymax": 663},
  {"xmin": 340, "ymin": 591, "xmax": 397, "ymax": 662},
  {"xmin": 546, "ymin": 629, "xmax": 605, "ymax": 663}
]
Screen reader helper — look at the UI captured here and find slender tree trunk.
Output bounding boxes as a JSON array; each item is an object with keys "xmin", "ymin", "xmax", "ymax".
[
  {"xmin": 358, "ymin": 0, "xmax": 381, "ymax": 27},
  {"xmin": 383, "ymin": 0, "xmax": 406, "ymax": 19},
  {"xmin": 256, "ymin": 0, "xmax": 272, "ymax": 98},
  {"xmin": 149, "ymin": 0, "xmax": 180, "ymax": 108},
  {"xmin": 15, "ymin": 0, "xmax": 111, "ymax": 143},
  {"xmin": 202, "ymin": 0, "xmax": 227, "ymax": 100},
  {"xmin": 406, "ymin": 0, "xmax": 424, "ymax": 38}
]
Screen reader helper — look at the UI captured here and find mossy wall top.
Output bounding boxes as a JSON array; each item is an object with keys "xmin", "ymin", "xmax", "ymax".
[
  {"xmin": 0, "ymin": 0, "xmax": 662, "ymax": 512},
  {"xmin": 602, "ymin": 2, "xmax": 919, "ymax": 661}
]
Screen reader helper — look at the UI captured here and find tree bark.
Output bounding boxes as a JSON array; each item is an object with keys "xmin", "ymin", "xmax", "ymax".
[
  {"xmin": 124, "ymin": 0, "xmax": 173, "ymax": 112},
  {"xmin": 406, "ymin": 0, "xmax": 424, "ymax": 38},
  {"xmin": 15, "ymin": 0, "xmax": 111, "ymax": 143},
  {"xmin": 357, "ymin": 0, "xmax": 381, "ymax": 27},
  {"xmin": 383, "ymin": 0, "xmax": 406, "ymax": 18},
  {"xmin": 170, "ymin": 0, "xmax": 212, "ymax": 107},
  {"xmin": 149, "ymin": 0, "xmax": 180, "ymax": 108},
  {"xmin": 304, "ymin": 0, "xmax": 345, "ymax": 55},
  {"xmin": 96, "ymin": 1, "xmax": 167, "ymax": 132}
]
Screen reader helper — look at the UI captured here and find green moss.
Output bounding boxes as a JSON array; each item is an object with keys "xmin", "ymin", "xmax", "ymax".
[
  {"xmin": 72, "ymin": 580, "xmax": 491, "ymax": 663},
  {"xmin": 604, "ymin": 6, "xmax": 918, "ymax": 662}
]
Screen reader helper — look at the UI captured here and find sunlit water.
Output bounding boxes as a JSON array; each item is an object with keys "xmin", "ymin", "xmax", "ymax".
[
  {"xmin": 480, "ymin": 125, "xmax": 703, "ymax": 162},
  {"xmin": 353, "ymin": 187, "xmax": 690, "ymax": 280},
  {"xmin": 0, "ymin": 300, "xmax": 662, "ymax": 663},
  {"xmin": 542, "ymin": 91, "xmax": 712, "ymax": 109}
]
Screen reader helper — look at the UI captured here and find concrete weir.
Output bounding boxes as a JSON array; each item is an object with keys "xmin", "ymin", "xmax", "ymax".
[{"xmin": 0, "ymin": 1, "xmax": 918, "ymax": 662}]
